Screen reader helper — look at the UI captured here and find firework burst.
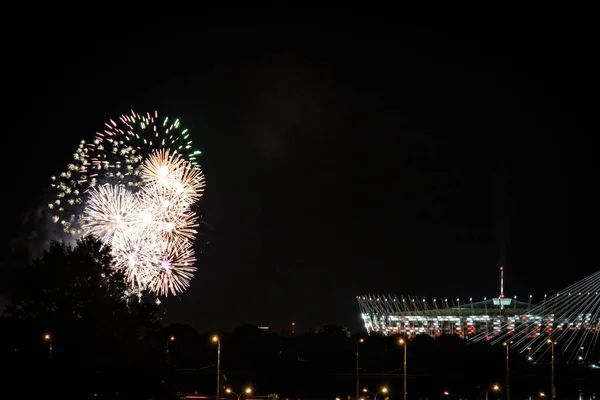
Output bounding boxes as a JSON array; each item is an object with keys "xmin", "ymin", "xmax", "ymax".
[
  {"xmin": 50, "ymin": 110, "xmax": 202, "ymax": 235},
  {"xmin": 147, "ymin": 238, "xmax": 197, "ymax": 297},
  {"xmin": 81, "ymin": 184, "xmax": 142, "ymax": 243},
  {"xmin": 50, "ymin": 111, "xmax": 205, "ymax": 297}
]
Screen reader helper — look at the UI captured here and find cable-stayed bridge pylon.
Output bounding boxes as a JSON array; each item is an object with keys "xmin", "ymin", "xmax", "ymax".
[
  {"xmin": 357, "ymin": 270, "xmax": 600, "ymax": 363},
  {"xmin": 469, "ymin": 269, "xmax": 600, "ymax": 363}
]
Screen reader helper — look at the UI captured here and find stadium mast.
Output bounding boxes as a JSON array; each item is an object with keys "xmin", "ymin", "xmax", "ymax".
[{"xmin": 499, "ymin": 265, "xmax": 505, "ymax": 310}]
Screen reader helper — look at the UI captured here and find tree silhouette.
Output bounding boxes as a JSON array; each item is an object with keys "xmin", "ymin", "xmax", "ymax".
[{"xmin": 2, "ymin": 235, "xmax": 160, "ymax": 371}]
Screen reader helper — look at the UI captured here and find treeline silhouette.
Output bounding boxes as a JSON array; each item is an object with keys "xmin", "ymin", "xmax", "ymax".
[{"xmin": 1, "ymin": 237, "xmax": 598, "ymax": 399}]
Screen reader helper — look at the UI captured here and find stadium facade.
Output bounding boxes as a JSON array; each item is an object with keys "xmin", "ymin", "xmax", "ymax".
[{"xmin": 357, "ymin": 293, "xmax": 536, "ymax": 338}]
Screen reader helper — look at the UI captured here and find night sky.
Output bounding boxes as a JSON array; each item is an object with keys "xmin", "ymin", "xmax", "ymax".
[{"xmin": 2, "ymin": 13, "xmax": 596, "ymax": 333}]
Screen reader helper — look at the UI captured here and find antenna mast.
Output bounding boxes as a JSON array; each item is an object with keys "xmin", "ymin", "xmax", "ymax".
[{"xmin": 499, "ymin": 265, "xmax": 505, "ymax": 310}]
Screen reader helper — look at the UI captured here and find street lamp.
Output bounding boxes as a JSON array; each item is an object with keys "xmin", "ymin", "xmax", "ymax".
[
  {"xmin": 166, "ymin": 335, "xmax": 175, "ymax": 363},
  {"xmin": 213, "ymin": 335, "xmax": 221, "ymax": 399},
  {"xmin": 399, "ymin": 338, "xmax": 407, "ymax": 400},
  {"xmin": 225, "ymin": 387, "xmax": 252, "ymax": 400},
  {"xmin": 503, "ymin": 341, "xmax": 512, "ymax": 400},
  {"xmin": 356, "ymin": 337, "xmax": 364, "ymax": 400},
  {"xmin": 546, "ymin": 339, "xmax": 556, "ymax": 400},
  {"xmin": 443, "ymin": 391, "xmax": 464, "ymax": 400},
  {"xmin": 363, "ymin": 387, "xmax": 388, "ymax": 400},
  {"xmin": 485, "ymin": 385, "xmax": 500, "ymax": 400},
  {"xmin": 43, "ymin": 333, "xmax": 52, "ymax": 359}
]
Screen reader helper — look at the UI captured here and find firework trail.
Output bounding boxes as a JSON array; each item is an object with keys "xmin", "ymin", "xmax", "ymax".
[{"xmin": 50, "ymin": 111, "xmax": 205, "ymax": 297}]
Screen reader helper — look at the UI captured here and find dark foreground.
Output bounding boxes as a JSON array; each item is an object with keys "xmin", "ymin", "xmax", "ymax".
[{"xmin": 5, "ymin": 361, "xmax": 600, "ymax": 400}]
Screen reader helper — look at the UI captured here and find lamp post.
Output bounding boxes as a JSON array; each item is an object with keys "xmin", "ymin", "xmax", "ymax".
[
  {"xmin": 225, "ymin": 387, "xmax": 252, "ymax": 400},
  {"xmin": 43, "ymin": 333, "xmax": 52, "ymax": 359},
  {"xmin": 485, "ymin": 385, "xmax": 500, "ymax": 400},
  {"xmin": 213, "ymin": 335, "xmax": 221, "ymax": 399},
  {"xmin": 503, "ymin": 341, "xmax": 512, "ymax": 400},
  {"xmin": 363, "ymin": 387, "xmax": 388, "ymax": 400},
  {"xmin": 166, "ymin": 335, "xmax": 175, "ymax": 363},
  {"xmin": 399, "ymin": 338, "xmax": 407, "ymax": 400},
  {"xmin": 356, "ymin": 337, "xmax": 364, "ymax": 400},
  {"xmin": 546, "ymin": 339, "xmax": 556, "ymax": 400}
]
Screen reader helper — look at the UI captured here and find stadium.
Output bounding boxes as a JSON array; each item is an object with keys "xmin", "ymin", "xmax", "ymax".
[
  {"xmin": 357, "ymin": 292, "xmax": 534, "ymax": 338},
  {"xmin": 356, "ymin": 266, "xmax": 600, "ymax": 361}
]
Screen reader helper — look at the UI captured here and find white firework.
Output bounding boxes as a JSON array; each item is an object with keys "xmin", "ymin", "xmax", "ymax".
[
  {"xmin": 147, "ymin": 238, "xmax": 197, "ymax": 297},
  {"xmin": 81, "ymin": 184, "xmax": 143, "ymax": 244},
  {"xmin": 49, "ymin": 110, "xmax": 202, "ymax": 236},
  {"xmin": 111, "ymin": 229, "xmax": 162, "ymax": 291},
  {"xmin": 140, "ymin": 148, "xmax": 206, "ymax": 204},
  {"xmin": 77, "ymin": 146, "xmax": 204, "ymax": 297}
]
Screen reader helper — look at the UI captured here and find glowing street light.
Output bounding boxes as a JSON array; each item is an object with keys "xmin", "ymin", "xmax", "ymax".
[
  {"xmin": 166, "ymin": 335, "xmax": 175, "ymax": 363},
  {"xmin": 356, "ymin": 337, "xmax": 364, "ymax": 400},
  {"xmin": 225, "ymin": 387, "xmax": 252, "ymax": 400},
  {"xmin": 443, "ymin": 391, "xmax": 463, "ymax": 399},
  {"xmin": 363, "ymin": 387, "xmax": 388, "ymax": 400},
  {"xmin": 213, "ymin": 335, "xmax": 221, "ymax": 398},
  {"xmin": 485, "ymin": 385, "xmax": 500, "ymax": 400},
  {"xmin": 43, "ymin": 333, "xmax": 52, "ymax": 359},
  {"xmin": 399, "ymin": 338, "xmax": 407, "ymax": 400}
]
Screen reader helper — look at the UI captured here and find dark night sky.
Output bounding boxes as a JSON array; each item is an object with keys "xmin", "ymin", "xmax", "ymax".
[{"xmin": 2, "ymin": 12, "xmax": 596, "ymax": 333}]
